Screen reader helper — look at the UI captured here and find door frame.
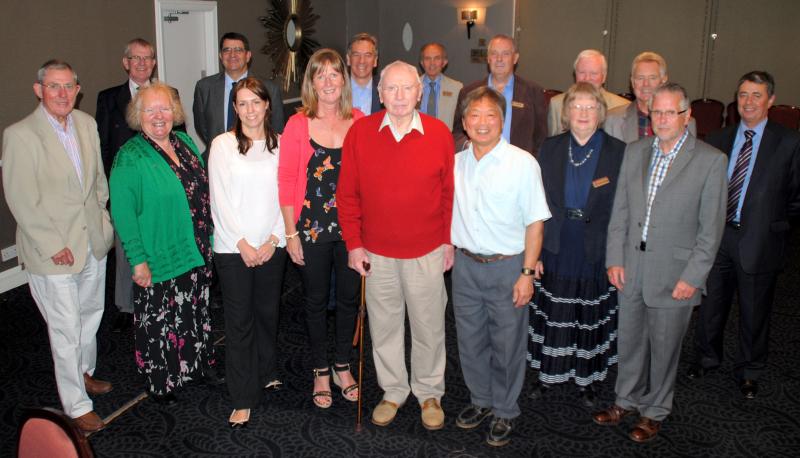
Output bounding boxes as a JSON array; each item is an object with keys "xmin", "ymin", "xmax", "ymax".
[{"xmin": 153, "ymin": 0, "xmax": 219, "ymax": 83}]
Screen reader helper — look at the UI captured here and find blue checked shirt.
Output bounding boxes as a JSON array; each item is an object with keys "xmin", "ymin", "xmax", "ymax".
[{"xmin": 641, "ymin": 128, "xmax": 690, "ymax": 242}]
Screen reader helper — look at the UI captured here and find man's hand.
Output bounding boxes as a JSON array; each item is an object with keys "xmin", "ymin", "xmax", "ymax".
[
  {"xmin": 51, "ymin": 247, "xmax": 74, "ymax": 267},
  {"xmin": 133, "ymin": 262, "xmax": 152, "ymax": 288},
  {"xmin": 607, "ymin": 266, "xmax": 625, "ymax": 291},
  {"xmin": 443, "ymin": 244, "xmax": 454, "ymax": 272},
  {"xmin": 533, "ymin": 260, "xmax": 544, "ymax": 280},
  {"xmin": 512, "ymin": 274, "xmax": 534, "ymax": 308},
  {"xmin": 672, "ymin": 280, "xmax": 697, "ymax": 301},
  {"xmin": 348, "ymin": 248, "xmax": 371, "ymax": 276}
]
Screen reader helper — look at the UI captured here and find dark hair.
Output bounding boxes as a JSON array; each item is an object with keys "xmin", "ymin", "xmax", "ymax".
[
  {"xmin": 459, "ymin": 86, "xmax": 506, "ymax": 120},
  {"xmin": 737, "ymin": 71, "xmax": 775, "ymax": 97},
  {"xmin": 232, "ymin": 77, "xmax": 278, "ymax": 155},
  {"xmin": 219, "ymin": 32, "xmax": 250, "ymax": 52}
]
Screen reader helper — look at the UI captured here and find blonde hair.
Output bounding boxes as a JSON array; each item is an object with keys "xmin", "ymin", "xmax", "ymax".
[
  {"xmin": 126, "ymin": 82, "xmax": 185, "ymax": 131},
  {"xmin": 561, "ymin": 82, "xmax": 607, "ymax": 131},
  {"xmin": 300, "ymin": 48, "xmax": 353, "ymax": 119}
]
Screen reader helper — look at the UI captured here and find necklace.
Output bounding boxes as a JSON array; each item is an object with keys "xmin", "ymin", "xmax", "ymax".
[{"xmin": 568, "ymin": 139, "xmax": 594, "ymax": 167}]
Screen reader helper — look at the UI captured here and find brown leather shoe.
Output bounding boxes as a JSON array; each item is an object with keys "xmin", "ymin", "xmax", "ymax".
[
  {"xmin": 73, "ymin": 411, "xmax": 104, "ymax": 433},
  {"xmin": 84, "ymin": 373, "xmax": 113, "ymax": 395},
  {"xmin": 629, "ymin": 417, "xmax": 661, "ymax": 443},
  {"xmin": 592, "ymin": 404, "xmax": 635, "ymax": 426},
  {"xmin": 420, "ymin": 398, "xmax": 444, "ymax": 430}
]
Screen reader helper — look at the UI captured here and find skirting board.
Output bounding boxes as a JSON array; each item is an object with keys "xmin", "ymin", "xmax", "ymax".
[{"xmin": 0, "ymin": 265, "xmax": 27, "ymax": 294}]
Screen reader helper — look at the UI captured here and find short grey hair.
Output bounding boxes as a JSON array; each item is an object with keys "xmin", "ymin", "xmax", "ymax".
[
  {"xmin": 37, "ymin": 59, "xmax": 78, "ymax": 84},
  {"xmin": 488, "ymin": 34, "xmax": 518, "ymax": 53},
  {"xmin": 648, "ymin": 82, "xmax": 689, "ymax": 112},
  {"xmin": 573, "ymin": 49, "xmax": 607, "ymax": 75},
  {"xmin": 631, "ymin": 51, "xmax": 667, "ymax": 79},
  {"xmin": 377, "ymin": 61, "xmax": 421, "ymax": 89},
  {"xmin": 124, "ymin": 38, "xmax": 155, "ymax": 58}
]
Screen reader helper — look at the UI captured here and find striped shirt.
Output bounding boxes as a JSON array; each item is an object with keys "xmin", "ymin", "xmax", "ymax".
[
  {"xmin": 42, "ymin": 104, "xmax": 83, "ymax": 188},
  {"xmin": 641, "ymin": 128, "xmax": 690, "ymax": 242}
]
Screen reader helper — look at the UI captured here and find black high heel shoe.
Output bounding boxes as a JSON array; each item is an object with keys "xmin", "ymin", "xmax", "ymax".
[
  {"xmin": 577, "ymin": 384, "xmax": 596, "ymax": 408},
  {"xmin": 149, "ymin": 391, "xmax": 178, "ymax": 406}
]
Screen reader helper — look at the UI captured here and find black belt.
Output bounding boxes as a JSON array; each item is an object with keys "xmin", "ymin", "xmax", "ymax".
[
  {"xmin": 459, "ymin": 248, "xmax": 512, "ymax": 264},
  {"xmin": 726, "ymin": 221, "xmax": 742, "ymax": 230},
  {"xmin": 566, "ymin": 208, "xmax": 585, "ymax": 220}
]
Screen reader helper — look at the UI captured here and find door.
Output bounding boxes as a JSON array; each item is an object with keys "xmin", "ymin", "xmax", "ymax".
[{"xmin": 155, "ymin": 0, "xmax": 218, "ymax": 150}]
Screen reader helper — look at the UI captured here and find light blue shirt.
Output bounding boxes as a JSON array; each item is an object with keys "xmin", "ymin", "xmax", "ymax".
[
  {"xmin": 224, "ymin": 71, "xmax": 248, "ymax": 126},
  {"xmin": 351, "ymin": 78, "xmax": 373, "ymax": 115},
  {"xmin": 451, "ymin": 138, "xmax": 551, "ymax": 255},
  {"xmin": 488, "ymin": 74, "xmax": 515, "ymax": 142},
  {"xmin": 727, "ymin": 119, "xmax": 768, "ymax": 223},
  {"xmin": 421, "ymin": 74, "xmax": 441, "ymax": 117}
]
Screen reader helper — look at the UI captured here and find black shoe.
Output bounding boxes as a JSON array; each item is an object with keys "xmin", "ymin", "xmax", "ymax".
[
  {"xmin": 686, "ymin": 364, "xmax": 716, "ymax": 380},
  {"xmin": 740, "ymin": 379, "xmax": 758, "ymax": 399},
  {"xmin": 577, "ymin": 385, "xmax": 596, "ymax": 408},
  {"xmin": 486, "ymin": 417, "xmax": 513, "ymax": 447},
  {"xmin": 202, "ymin": 367, "xmax": 226, "ymax": 386},
  {"xmin": 112, "ymin": 312, "xmax": 132, "ymax": 333},
  {"xmin": 150, "ymin": 391, "xmax": 178, "ymax": 406},
  {"xmin": 528, "ymin": 381, "xmax": 551, "ymax": 400},
  {"xmin": 455, "ymin": 404, "xmax": 492, "ymax": 429}
]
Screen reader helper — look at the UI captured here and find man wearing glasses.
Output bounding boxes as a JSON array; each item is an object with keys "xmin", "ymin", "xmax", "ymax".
[
  {"xmin": 3, "ymin": 60, "xmax": 115, "ymax": 433},
  {"xmin": 594, "ymin": 83, "xmax": 727, "ymax": 443},
  {"xmin": 193, "ymin": 32, "xmax": 285, "ymax": 159}
]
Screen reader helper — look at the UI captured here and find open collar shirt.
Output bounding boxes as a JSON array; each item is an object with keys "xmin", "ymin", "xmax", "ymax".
[
  {"xmin": 488, "ymin": 74, "xmax": 515, "ymax": 142},
  {"xmin": 42, "ymin": 104, "xmax": 83, "ymax": 188},
  {"xmin": 642, "ymin": 128, "xmax": 690, "ymax": 242},
  {"xmin": 379, "ymin": 110, "xmax": 425, "ymax": 142},
  {"xmin": 351, "ymin": 78, "xmax": 373, "ymax": 115}
]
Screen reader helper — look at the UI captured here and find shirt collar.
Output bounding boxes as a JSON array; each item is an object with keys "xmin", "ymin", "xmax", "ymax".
[
  {"xmin": 225, "ymin": 70, "xmax": 248, "ymax": 87},
  {"xmin": 653, "ymin": 127, "xmax": 690, "ymax": 159},
  {"xmin": 128, "ymin": 78, "xmax": 149, "ymax": 97},
  {"xmin": 422, "ymin": 74, "xmax": 442, "ymax": 85},
  {"xmin": 379, "ymin": 110, "xmax": 425, "ymax": 141},
  {"xmin": 488, "ymin": 73, "xmax": 515, "ymax": 92},
  {"xmin": 41, "ymin": 103, "xmax": 73, "ymax": 133},
  {"xmin": 466, "ymin": 137, "xmax": 508, "ymax": 162},
  {"xmin": 737, "ymin": 117, "xmax": 768, "ymax": 139},
  {"xmin": 352, "ymin": 77, "xmax": 373, "ymax": 90}
]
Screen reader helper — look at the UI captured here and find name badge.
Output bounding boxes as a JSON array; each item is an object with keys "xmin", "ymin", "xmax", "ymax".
[
  {"xmin": 442, "ymin": 90, "xmax": 454, "ymax": 97},
  {"xmin": 511, "ymin": 101, "xmax": 525, "ymax": 109},
  {"xmin": 592, "ymin": 177, "xmax": 611, "ymax": 188}
]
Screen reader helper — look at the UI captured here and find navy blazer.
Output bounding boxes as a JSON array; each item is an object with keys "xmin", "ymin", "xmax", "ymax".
[{"xmin": 539, "ymin": 130, "xmax": 626, "ymax": 264}]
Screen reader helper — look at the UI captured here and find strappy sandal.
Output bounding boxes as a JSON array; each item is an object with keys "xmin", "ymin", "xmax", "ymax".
[
  {"xmin": 331, "ymin": 363, "xmax": 359, "ymax": 402},
  {"xmin": 228, "ymin": 408, "xmax": 250, "ymax": 429},
  {"xmin": 312, "ymin": 367, "xmax": 333, "ymax": 409}
]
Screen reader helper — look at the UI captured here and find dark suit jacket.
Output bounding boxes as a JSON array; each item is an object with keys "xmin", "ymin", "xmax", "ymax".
[
  {"xmin": 539, "ymin": 130, "xmax": 626, "ymax": 264},
  {"xmin": 192, "ymin": 72, "xmax": 285, "ymax": 152},
  {"xmin": 96, "ymin": 81, "xmax": 186, "ymax": 177},
  {"xmin": 453, "ymin": 75, "xmax": 547, "ymax": 155},
  {"xmin": 370, "ymin": 80, "xmax": 383, "ymax": 114},
  {"xmin": 706, "ymin": 121, "xmax": 800, "ymax": 273}
]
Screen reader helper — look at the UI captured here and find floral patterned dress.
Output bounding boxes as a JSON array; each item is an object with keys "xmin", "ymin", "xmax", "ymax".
[{"xmin": 133, "ymin": 132, "xmax": 215, "ymax": 395}]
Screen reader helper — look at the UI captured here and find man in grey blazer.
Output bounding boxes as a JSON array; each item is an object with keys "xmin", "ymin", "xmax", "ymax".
[
  {"xmin": 605, "ymin": 52, "xmax": 696, "ymax": 144},
  {"xmin": 2, "ymin": 60, "xmax": 115, "ymax": 433},
  {"xmin": 418, "ymin": 42, "xmax": 463, "ymax": 130},
  {"xmin": 592, "ymin": 83, "xmax": 727, "ymax": 443},
  {"xmin": 193, "ymin": 32, "xmax": 285, "ymax": 159}
]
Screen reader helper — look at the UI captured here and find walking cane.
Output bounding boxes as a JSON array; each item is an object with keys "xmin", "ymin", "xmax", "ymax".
[{"xmin": 352, "ymin": 261, "xmax": 370, "ymax": 432}]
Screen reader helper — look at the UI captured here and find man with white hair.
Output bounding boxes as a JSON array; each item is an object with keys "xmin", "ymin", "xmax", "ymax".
[
  {"xmin": 339, "ymin": 60, "xmax": 455, "ymax": 430},
  {"xmin": 546, "ymin": 49, "xmax": 630, "ymax": 136}
]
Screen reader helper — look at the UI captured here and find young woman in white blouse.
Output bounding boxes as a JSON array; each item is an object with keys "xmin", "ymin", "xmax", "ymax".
[{"xmin": 209, "ymin": 77, "xmax": 286, "ymax": 428}]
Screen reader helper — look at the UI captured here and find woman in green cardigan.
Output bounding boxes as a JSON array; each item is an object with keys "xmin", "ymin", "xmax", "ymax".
[{"xmin": 110, "ymin": 82, "xmax": 217, "ymax": 405}]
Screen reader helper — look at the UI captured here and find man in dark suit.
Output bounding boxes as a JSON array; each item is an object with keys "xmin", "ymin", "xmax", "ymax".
[
  {"xmin": 688, "ymin": 71, "xmax": 800, "ymax": 399},
  {"xmin": 594, "ymin": 83, "xmax": 727, "ymax": 443},
  {"xmin": 453, "ymin": 34, "xmax": 546, "ymax": 156},
  {"xmin": 193, "ymin": 32, "xmax": 285, "ymax": 159},
  {"xmin": 347, "ymin": 33, "xmax": 383, "ymax": 115},
  {"xmin": 96, "ymin": 38, "xmax": 157, "ymax": 332}
]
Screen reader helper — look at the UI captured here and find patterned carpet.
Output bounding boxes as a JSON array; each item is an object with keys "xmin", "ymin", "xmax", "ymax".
[{"xmin": 2, "ymin": 240, "xmax": 800, "ymax": 457}]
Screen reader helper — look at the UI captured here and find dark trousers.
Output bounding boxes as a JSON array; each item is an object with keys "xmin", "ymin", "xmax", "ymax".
[
  {"xmin": 299, "ymin": 241, "xmax": 360, "ymax": 369},
  {"xmin": 695, "ymin": 227, "xmax": 779, "ymax": 381},
  {"xmin": 215, "ymin": 249, "xmax": 287, "ymax": 409}
]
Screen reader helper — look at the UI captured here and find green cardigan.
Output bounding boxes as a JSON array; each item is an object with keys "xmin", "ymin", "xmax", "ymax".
[{"xmin": 110, "ymin": 131, "xmax": 208, "ymax": 283}]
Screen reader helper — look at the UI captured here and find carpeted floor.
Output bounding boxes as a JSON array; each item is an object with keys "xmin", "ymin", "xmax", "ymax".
[{"xmin": 2, "ymin": 237, "xmax": 800, "ymax": 457}]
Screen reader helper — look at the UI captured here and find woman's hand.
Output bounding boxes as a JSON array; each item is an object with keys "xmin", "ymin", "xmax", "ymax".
[
  {"xmin": 286, "ymin": 236, "xmax": 304, "ymax": 265},
  {"xmin": 237, "ymin": 239, "xmax": 261, "ymax": 267},
  {"xmin": 133, "ymin": 262, "xmax": 152, "ymax": 288},
  {"xmin": 256, "ymin": 238, "xmax": 278, "ymax": 264}
]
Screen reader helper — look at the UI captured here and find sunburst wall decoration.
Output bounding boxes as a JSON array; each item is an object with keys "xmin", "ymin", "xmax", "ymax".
[{"xmin": 260, "ymin": 0, "xmax": 320, "ymax": 92}]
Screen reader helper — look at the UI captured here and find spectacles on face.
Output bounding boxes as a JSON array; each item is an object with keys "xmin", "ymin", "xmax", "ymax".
[
  {"xmin": 41, "ymin": 82, "xmax": 77, "ymax": 92},
  {"xmin": 650, "ymin": 109, "xmax": 687, "ymax": 119},
  {"xmin": 140, "ymin": 106, "xmax": 173, "ymax": 115},
  {"xmin": 221, "ymin": 47, "xmax": 246, "ymax": 55},
  {"xmin": 127, "ymin": 55, "xmax": 154, "ymax": 63},
  {"xmin": 569, "ymin": 103, "xmax": 599, "ymax": 112}
]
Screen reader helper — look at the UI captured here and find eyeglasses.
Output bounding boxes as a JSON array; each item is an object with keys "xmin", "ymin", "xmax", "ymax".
[
  {"xmin": 41, "ymin": 82, "xmax": 77, "ymax": 92},
  {"xmin": 140, "ymin": 107, "xmax": 173, "ymax": 115},
  {"xmin": 650, "ymin": 109, "xmax": 688, "ymax": 119},
  {"xmin": 127, "ymin": 55, "xmax": 154, "ymax": 63},
  {"xmin": 569, "ymin": 103, "xmax": 599, "ymax": 112},
  {"xmin": 221, "ymin": 47, "xmax": 246, "ymax": 55}
]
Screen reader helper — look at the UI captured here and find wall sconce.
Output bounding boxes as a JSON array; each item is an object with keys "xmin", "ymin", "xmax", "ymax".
[{"xmin": 457, "ymin": 7, "xmax": 486, "ymax": 40}]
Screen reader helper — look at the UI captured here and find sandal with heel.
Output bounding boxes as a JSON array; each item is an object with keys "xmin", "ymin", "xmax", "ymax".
[
  {"xmin": 331, "ymin": 363, "xmax": 359, "ymax": 402},
  {"xmin": 312, "ymin": 367, "xmax": 333, "ymax": 409}
]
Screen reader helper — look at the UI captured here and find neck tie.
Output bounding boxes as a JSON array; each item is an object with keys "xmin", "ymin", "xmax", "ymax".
[
  {"xmin": 426, "ymin": 82, "xmax": 436, "ymax": 117},
  {"xmin": 726, "ymin": 129, "xmax": 755, "ymax": 222},
  {"xmin": 226, "ymin": 81, "xmax": 236, "ymax": 131}
]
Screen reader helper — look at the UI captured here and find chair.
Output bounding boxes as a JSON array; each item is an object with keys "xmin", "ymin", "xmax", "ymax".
[
  {"xmin": 768, "ymin": 105, "xmax": 800, "ymax": 130},
  {"xmin": 618, "ymin": 92, "xmax": 635, "ymax": 101},
  {"xmin": 543, "ymin": 89, "xmax": 563, "ymax": 110},
  {"xmin": 690, "ymin": 98, "xmax": 724, "ymax": 139},
  {"xmin": 725, "ymin": 101, "xmax": 740, "ymax": 127},
  {"xmin": 17, "ymin": 407, "xmax": 94, "ymax": 458}
]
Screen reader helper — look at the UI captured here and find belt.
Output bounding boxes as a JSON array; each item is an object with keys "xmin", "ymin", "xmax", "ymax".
[
  {"xmin": 566, "ymin": 208, "xmax": 585, "ymax": 220},
  {"xmin": 459, "ymin": 248, "xmax": 512, "ymax": 264},
  {"xmin": 726, "ymin": 221, "xmax": 742, "ymax": 230}
]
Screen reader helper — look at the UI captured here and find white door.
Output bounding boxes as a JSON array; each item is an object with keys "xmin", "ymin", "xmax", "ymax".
[{"xmin": 154, "ymin": 0, "xmax": 218, "ymax": 150}]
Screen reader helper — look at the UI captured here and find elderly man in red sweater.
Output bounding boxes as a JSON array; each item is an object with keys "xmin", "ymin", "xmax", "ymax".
[{"xmin": 339, "ymin": 60, "xmax": 455, "ymax": 430}]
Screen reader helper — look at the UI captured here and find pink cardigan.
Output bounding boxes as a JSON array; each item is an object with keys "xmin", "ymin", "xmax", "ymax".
[{"xmin": 278, "ymin": 109, "xmax": 365, "ymax": 223}]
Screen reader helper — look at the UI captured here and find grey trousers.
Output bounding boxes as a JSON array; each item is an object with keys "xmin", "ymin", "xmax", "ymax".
[
  {"xmin": 452, "ymin": 250, "xmax": 527, "ymax": 419},
  {"xmin": 114, "ymin": 233, "xmax": 134, "ymax": 313}
]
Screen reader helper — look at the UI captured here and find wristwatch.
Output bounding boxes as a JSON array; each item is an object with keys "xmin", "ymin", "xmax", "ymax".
[{"xmin": 521, "ymin": 267, "xmax": 535, "ymax": 276}]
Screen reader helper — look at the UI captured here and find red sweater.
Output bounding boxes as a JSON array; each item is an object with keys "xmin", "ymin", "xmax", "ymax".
[{"xmin": 338, "ymin": 112, "xmax": 454, "ymax": 259}]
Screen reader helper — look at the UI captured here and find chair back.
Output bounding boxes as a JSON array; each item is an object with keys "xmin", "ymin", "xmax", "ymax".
[
  {"xmin": 726, "ymin": 101, "xmax": 740, "ymax": 127},
  {"xmin": 17, "ymin": 407, "xmax": 94, "ymax": 458},
  {"xmin": 768, "ymin": 105, "xmax": 800, "ymax": 130},
  {"xmin": 690, "ymin": 98, "xmax": 724, "ymax": 139},
  {"xmin": 543, "ymin": 89, "xmax": 563, "ymax": 110},
  {"xmin": 618, "ymin": 92, "xmax": 635, "ymax": 101}
]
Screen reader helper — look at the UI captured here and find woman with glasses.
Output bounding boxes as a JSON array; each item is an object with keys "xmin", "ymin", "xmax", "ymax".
[
  {"xmin": 110, "ymin": 82, "xmax": 218, "ymax": 406},
  {"xmin": 528, "ymin": 82, "xmax": 626, "ymax": 407}
]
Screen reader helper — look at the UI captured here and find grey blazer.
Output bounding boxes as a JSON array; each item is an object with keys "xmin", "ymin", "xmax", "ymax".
[
  {"xmin": 606, "ymin": 102, "xmax": 697, "ymax": 144},
  {"xmin": 192, "ymin": 71, "xmax": 285, "ymax": 151},
  {"xmin": 605, "ymin": 134, "xmax": 728, "ymax": 307}
]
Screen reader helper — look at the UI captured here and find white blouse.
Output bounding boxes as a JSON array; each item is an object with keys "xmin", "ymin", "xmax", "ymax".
[{"xmin": 209, "ymin": 132, "xmax": 286, "ymax": 253}]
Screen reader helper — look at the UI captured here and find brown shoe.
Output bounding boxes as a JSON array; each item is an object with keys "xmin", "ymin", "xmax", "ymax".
[
  {"xmin": 629, "ymin": 417, "xmax": 661, "ymax": 443},
  {"xmin": 592, "ymin": 404, "xmax": 635, "ymax": 426},
  {"xmin": 84, "ymin": 373, "xmax": 113, "ymax": 395},
  {"xmin": 420, "ymin": 398, "xmax": 444, "ymax": 430},
  {"xmin": 73, "ymin": 411, "xmax": 104, "ymax": 432}
]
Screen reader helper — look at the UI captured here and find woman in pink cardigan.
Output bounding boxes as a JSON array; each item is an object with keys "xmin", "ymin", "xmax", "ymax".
[{"xmin": 278, "ymin": 48, "xmax": 365, "ymax": 409}]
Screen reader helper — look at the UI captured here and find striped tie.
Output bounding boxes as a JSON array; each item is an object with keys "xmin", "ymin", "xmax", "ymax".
[{"xmin": 726, "ymin": 129, "xmax": 755, "ymax": 222}]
